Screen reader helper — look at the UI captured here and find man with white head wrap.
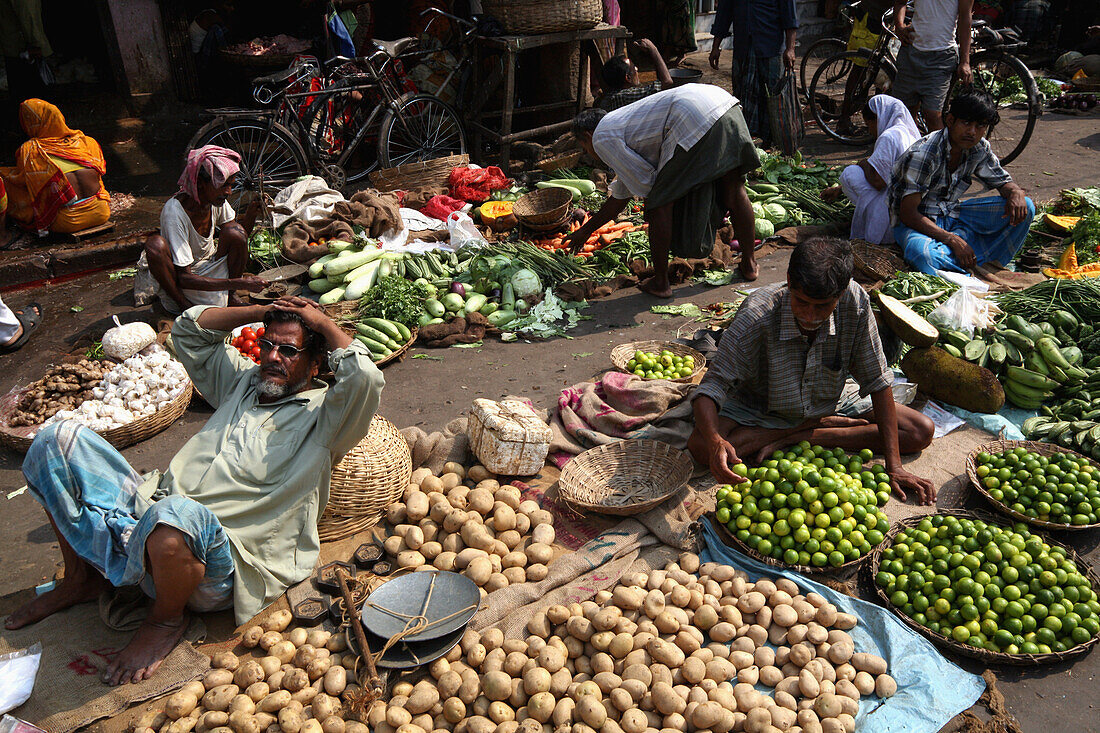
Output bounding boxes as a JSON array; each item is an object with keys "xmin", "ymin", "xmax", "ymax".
[
  {"xmin": 135, "ymin": 145, "xmax": 266, "ymax": 314},
  {"xmin": 823, "ymin": 95, "xmax": 921, "ymax": 244}
]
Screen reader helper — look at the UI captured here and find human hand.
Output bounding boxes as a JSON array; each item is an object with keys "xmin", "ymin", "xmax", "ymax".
[
  {"xmin": 784, "ymin": 46, "xmax": 796, "ymax": 71},
  {"xmin": 944, "ymin": 233, "xmax": 976, "ymax": 269},
  {"xmin": 956, "ymin": 61, "xmax": 972, "ymax": 85},
  {"xmin": 820, "ymin": 184, "xmax": 842, "ymax": 203},
  {"xmin": 631, "ymin": 38, "xmax": 657, "ymax": 55},
  {"xmin": 708, "ymin": 437, "xmax": 748, "ymax": 484},
  {"xmin": 271, "ymin": 296, "xmax": 328, "ymax": 329},
  {"xmin": 564, "ymin": 229, "xmax": 589, "ymax": 255},
  {"xmin": 237, "ymin": 274, "xmax": 268, "ymax": 293},
  {"xmin": 896, "ymin": 24, "xmax": 914, "ymax": 45},
  {"xmin": 1005, "ymin": 190, "xmax": 1029, "ymax": 225},
  {"xmin": 887, "ymin": 467, "xmax": 937, "ymax": 505},
  {"xmin": 709, "ymin": 42, "xmax": 722, "ymax": 70}
]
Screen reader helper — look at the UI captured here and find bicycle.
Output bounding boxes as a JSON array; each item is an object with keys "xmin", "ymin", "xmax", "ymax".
[
  {"xmin": 807, "ymin": 18, "xmax": 1041, "ymax": 164},
  {"xmin": 799, "ymin": 2, "xmax": 855, "ymax": 96},
  {"xmin": 186, "ymin": 11, "xmax": 477, "ymax": 208}
]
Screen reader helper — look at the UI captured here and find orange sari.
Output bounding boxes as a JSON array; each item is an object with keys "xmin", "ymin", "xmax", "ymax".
[{"xmin": 0, "ymin": 99, "xmax": 110, "ymax": 232}]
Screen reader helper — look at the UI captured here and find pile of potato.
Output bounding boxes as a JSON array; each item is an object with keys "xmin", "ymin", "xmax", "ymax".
[
  {"xmin": 365, "ymin": 554, "xmax": 897, "ymax": 733},
  {"xmin": 382, "ymin": 462, "xmax": 557, "ymax": 594},
  {"xmin": 8, "ymin": 359, "xmax": 107, "ymax": 426},
  {"xmin": 132, "ymin": 611, "xmax": 363, "ymax": 733}
]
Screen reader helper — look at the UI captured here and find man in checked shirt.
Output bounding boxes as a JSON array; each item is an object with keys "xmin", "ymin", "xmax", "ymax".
[{"xmin": 688, "ymin": 237, "xmax": 937, "ymax": 505}]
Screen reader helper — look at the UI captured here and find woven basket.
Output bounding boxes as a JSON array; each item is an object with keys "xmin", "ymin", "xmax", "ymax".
[
  {"xmin": 481, "ymin": 0, "xmax": 601, "ymax": 35},
  {"xmin": 0, "ymin": 381, "xmax": 193, "ymax": 454},
  {"xmin": 537, "ymin": 151, "xmax": 583, "ymax": 174},
  {"xmin": 320, "ymin": 415, "xmax": 412, "ymax": 542},
  {"xmin": 712, "ymin": 515, "xmax": 885, "ymax": 579},
  {"xmin": 513, "ymin": 188, "xmax": 572, "ymax": 226},
  {"xmin": 610, "ymin": 341, "xmax": 707, "ymax": 384},
  {"xmin": 321, "ymin": 303, "xmax": 418, "ymax": 368},
  {"xmin": 558, "ymin": 439, "xmax": 693, "ymax": 516},
  {"xmin": 853, "ymin": 240, "xmax": 905, "ymax": 283},
  {"xmin": 868, "ymin": 509, "xmax": 1100, "ymax": 666},
  {"xmin": 965, "ymin": 439, "xmax": 1100, "ymax": 531},
  {"xmin": 369, "ymin": 154, "xmax": 469, "ymax": 193},
  {"xmin": 520, "ymin": 208, "xmax": 572, "ymax": 233}
]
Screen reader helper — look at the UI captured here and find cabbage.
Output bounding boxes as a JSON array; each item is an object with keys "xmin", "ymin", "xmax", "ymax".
[
  {"xmin": 1056, "ymin": 51, "xmax": 1083, "ymax": 72},
  {"xmin": 763, "ymin": 203, "xmax": 787, "ymax": 224},
  {"xmin": 509, "ymin": 268, "xmax": 542, "ymax": 304},
  {"xmin": 751, "ymin": 202, "xmax": 766, "ymax": 219},
  {"xmin": 755, "ymin": 218, "xmax": 774, "ymax": 238}
]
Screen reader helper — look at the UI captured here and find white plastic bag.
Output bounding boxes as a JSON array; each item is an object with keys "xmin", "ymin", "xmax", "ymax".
[
  {"xmin": 101, "ymin": 316, "xmax": 157, "ymax": 360},
  {"xmin": 927, "ymin": 287, "xmax": 1001, "ymax": 337},
  {"xmin": 0, "ymin": 643, "xmax": 41, "ymax": 715},
  {"xmin": 446, "ymin": 212, "xmax": 487, "ymax": 249}
]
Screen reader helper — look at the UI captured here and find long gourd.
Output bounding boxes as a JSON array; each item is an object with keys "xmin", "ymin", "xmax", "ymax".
[
  {"xmin": 319, "ymin": 287, "xmax": 346, "ymax": 305},
  {"xmin": 544, "ymin": 178, "xmax": 596, "ymax": 195},
  {"xmin": 308, "ymin": 253, "xmax": 338, "ymax": 279},
  {"xmin": 343, "ymin": 260, "xmax": 384, "ymax": 300},
  {"xmin": 324, "ymin": 248, "xmax": 385, "ymax": 277}
]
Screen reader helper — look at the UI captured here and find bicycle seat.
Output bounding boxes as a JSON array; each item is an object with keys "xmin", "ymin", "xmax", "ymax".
[
  {"xmin": 373, "ymin": 37, "xmax": 418, "ymax": 58},
  {"xmin": 253, "ymin": 67, "xmax": 297, "ymax": 85}
]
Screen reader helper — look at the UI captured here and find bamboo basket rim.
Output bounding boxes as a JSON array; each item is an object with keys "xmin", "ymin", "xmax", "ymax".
[
  {"xmin": 711, "ymin": 514, "xmax": 887, "ymax": 578},
  {"xmin": 610, "ymin": 341, "xmax": 707, "ymax": 384},
  {"xmin": 537, "ymin": 151, "xmax": 583, "ymax": 174},
  {"xmin": 513, "ymin": 188, "xmax": 573, "ymax": 226},
  {"xmin": 480, "ymin": 0, "xmax": 601, "ymax": 34},
  {"xmin": 0, "ymin": 381, "xmax": 193, "ymax": 454},
  {"xmin": 965, "ymin": 439, "xmax": 1100, "ymax": 531},
  {"xmin": 867, "ymin": 508, "xmax": 1100, "ymax": 666},
  {"xmin": 558, "ymin": 439, "xmax": 693, "ymax": 516},
  {"xmin": 519, "ymin": 208, "xmax": 573, "ymax": 233},
  {"xmin": 320, "ymin": 414, "xmax": 412, "ymax": 542}
]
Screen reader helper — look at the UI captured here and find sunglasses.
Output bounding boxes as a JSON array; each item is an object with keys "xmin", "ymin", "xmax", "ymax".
[{"xmin": 257, "ymin": 339, "xmax": 306, "ymax": 358}]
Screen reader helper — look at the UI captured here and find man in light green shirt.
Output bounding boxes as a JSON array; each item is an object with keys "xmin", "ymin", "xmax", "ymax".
[{"xmin": 6, "ymin": 297, "xmax": 383, "ymax": 685}]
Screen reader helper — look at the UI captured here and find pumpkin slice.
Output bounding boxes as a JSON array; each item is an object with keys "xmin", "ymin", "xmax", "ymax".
[{"xmin": 1044, "ymin": 213, "xmax": 1080, "ymax": 234}]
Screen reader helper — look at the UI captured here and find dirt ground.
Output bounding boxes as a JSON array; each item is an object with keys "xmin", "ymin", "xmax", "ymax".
[{"xmin": 1, "ymin": 48, "xmax": 1100, "ymax": 731}]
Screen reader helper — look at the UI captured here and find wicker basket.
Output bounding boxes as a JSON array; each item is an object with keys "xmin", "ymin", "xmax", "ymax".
[
  {"xmin": 0, "ymin": 381, "xmax": 193, "ymax": 454},
  {"xmin": 711, "ymin": 515, "xmax": 885, "ymax": 579},
  {"xmin": 321, "ymin": 303, "xmax": 418, "ymax": 368},
  {"xmin": 610, "ymin": 341, "xmax": 707, "ymax": 384},
  {"xmin": 369, "ymin": 154, "xmax": 469, "ymax": 193},
  {"xmin": 513, "ymin": 188, "xmax": 573, "ymax": 227},
  {"xmin": 558, "ymin": 439, "xmax": 693, "ymax": 516},
  {"xmin": 320, "ymin": 415, "xmax": 412, "ymax": 542},
  {"xmin": 537, "ymin": 151, "xmax": 583, "ymax": 174},
  {"xmin": 853, "ymin": 240, "xmax": 905, "ymax": 283},
  {"xmin": 520, "ymin": 208, "xmax": 573, "ymax": 233},
  {"xmin": 481, "ymin": 0, "xmax": 601, "ymax": 35},
  {"xmin": 965, "ymin": 439, "xmax": 1100, "ymax": 531},
  {"xmin": 868, "ymin": 509, "xmax": 1100, "ymax": 666}
]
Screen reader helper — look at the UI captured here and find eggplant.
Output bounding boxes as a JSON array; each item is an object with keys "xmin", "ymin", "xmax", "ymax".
[
  {"xmin": 729, "ymin": 239, "xmax": 741, "ymax": 252},
  {"xmin": 450, "ymin": 282, "xmax": 466, "ymax": 297},
  {"xmin": 490, "ymin": 288, "xmax": 502, "ymax": 301},
  {"xmin": 1079, "ymin": 99, "xmax": 1090, "ymax": 110}
]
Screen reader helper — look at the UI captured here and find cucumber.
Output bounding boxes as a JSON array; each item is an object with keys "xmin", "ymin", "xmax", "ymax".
[
  {"xmin": 753, "ymin": 183, "xmax": 780, "ymax": 193},
  {"xmin": 425, "ymin": 298, "xmax": 446, "ymax": 318},
  {"xmin": 487, "ymin": 309, "xmax": 516, "ymax": 328},
  {"xmin": 318, "ymin": 287, "xmax": 346, "ymax": 305},
  {"xmin": 309, "ymin": 253, "xmax": 338, "ymax": 279},
  {"xmin": 356, "ymin": 323, "xmax": 398, "ymax": 349},
  {"xmin": 355, "ymin": 334, "xmax": 391, "ymax": 354},
  {"xmin": 328, "ymin": 239, "xmax": 357, "ymax": 253},
  {"xmin": 323, "ymin": 248, "xmax": 385, "ymax": 277},
  {"xmin": 544, "ymin": 178, "xmax": 596, "ymax": 195},
  {"xmin": 393, "ymin": 321, "xmax": 412, "ymax": 341},
  {"xmin": 363, "ymin": 318, "xmax": 403, "ymax": 342}
]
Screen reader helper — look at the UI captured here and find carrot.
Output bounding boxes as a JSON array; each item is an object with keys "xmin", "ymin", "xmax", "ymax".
[{"xmin": 604, "ymin": 222, "xmax": 633, "ymax": 232}]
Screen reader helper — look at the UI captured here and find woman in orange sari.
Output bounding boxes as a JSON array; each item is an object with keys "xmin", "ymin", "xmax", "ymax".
[{"xmin": 0, "ymin": 99, "xmax": 110, "ymax": 235}]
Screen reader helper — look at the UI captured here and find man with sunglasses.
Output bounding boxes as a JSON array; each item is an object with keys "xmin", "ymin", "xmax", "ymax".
[{"xmin": 8, "ymin": 297, "xmax": 383, "ymax": 686}]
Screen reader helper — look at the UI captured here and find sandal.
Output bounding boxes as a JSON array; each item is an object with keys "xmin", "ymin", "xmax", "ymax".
[{"xmin": 0, "ymin": 303, "xmax": 42, "ymax": 354}]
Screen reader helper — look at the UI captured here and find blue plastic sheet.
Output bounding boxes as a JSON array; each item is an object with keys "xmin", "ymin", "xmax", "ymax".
[
  {"xmin": 700, "ymin": 520, "xmax": 985, "ymax": 733},
  {"xmin": 941, "ymin": 402, "xmax": 1039, "ymax": 441}
]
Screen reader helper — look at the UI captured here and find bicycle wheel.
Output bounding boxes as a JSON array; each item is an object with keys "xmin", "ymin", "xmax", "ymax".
[
  {"xmin": 953, "ymin": 50, "xmax": 1039, "ymax": 165},
  {"xmin": 188, "ymin": 117, "xmax": 309, "ymax": 209},
  {"xmin": 808, "ymin": 49, "xmax": 896, "ymax": 145},
  {"xmin": 800, "ymin": 37, "xmax": 847, "ymax": 96},
  {"xmin": 378, "ymin": 93, "xmax": 467, "ymax": 168},
  {"xmin": 300, "ymin": 87, "xmax": 384, "ymax": 185}
]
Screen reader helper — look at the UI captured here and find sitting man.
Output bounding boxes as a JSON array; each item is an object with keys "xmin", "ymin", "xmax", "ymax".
[
  {"xmin": 566, "ymin": 84, "xmax": 761, "ymax": 298},
  {"xmin": 5, "ymin": 297, "xmax": 384, "ymax": 685},
  {"xmin": 687, "ymin": 237, "xmax": 937, "ymax": 505},
  {"xmin": 890, "ymin": 89, "xmax": 1034, "ymax": 274},
  {"xmin": 0, "ymin": 99, "xmax": 111, "ymax": 235},
  {"xmin": 594, "ymin": 38, "xmax": 674, "ymax": 112},
  {"xmin": 136, "ymin": 145, "xmax": 265, "ymax": 314}
]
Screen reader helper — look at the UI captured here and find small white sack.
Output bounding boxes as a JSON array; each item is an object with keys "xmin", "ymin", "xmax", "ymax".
[
  {"xmin": 101, "ymin": 316, "xmax": 157, "ymax": 360},
  {"xmin": 0, "ymin": 643, "xmax": 42, "ymax": 715}
]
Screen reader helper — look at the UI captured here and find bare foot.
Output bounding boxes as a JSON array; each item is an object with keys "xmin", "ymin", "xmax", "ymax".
[
  {"xmin": 104, "ymin": 615, "xmax": 189, "ymax": 685},
  {"xmin": 739, "ymin": 258, "xmax": 759, "ymax": 282},
  {"xmin": 4, "ymin": 573, "xmax": 106, "ymax": 629},
  {"xmin": 638, "ymin": 276, "xmax": 673, "ymax": 298}
]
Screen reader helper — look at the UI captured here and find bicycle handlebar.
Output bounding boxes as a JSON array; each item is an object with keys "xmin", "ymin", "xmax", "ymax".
[{"xmin": 420, "ymin": 6, "xmax": 475, "ymax": 29}]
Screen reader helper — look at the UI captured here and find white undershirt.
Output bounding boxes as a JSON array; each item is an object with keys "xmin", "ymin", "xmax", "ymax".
[{"xmin": 913, "ymin": 0, "xmax": 959, "ymax": 52}]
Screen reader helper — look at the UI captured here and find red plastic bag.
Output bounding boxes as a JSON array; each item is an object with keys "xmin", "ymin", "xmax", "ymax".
[
  {"xmin": 448, "ymin": 166, "xmax": 510, "ymax": 203},
  {"xmin": 421, "ymin": 194, "xmax": 467, "ymax": 221}
]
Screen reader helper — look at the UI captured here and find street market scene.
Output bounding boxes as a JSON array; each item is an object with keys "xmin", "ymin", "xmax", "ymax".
[{"xmin": 2, "ymin": 0, "xmax": 1100, "ymax": 732}]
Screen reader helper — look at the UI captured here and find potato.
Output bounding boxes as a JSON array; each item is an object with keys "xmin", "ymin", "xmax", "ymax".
[
  {"xmin": 305, "ymin": 657, "xmax": 331, "ymax": 681},
  {"xmin": 650, "ymin": 683, "xmax": 685, "ymax": 716},
  {"xmin": 240, "ymin": 626, "xmax": 265, "ymax": 649},
  {"xmin": 576, "ymin": 696, "xmax": 606, "ymax": 729},
  {"xmin": 408, "ymin": 684, "xmax": 440, "ymax": 715},
  {"xmin": 483, "ymin": 671, "xmax": 512, "ymax": 702},
  {"xmin": 166, "ymin": 691, "xmax": 199, "ymax": 720},
  {"xmin": 407, "ymin": 491, "xmax": 431, "ymax": 522},
  {"xmin": 850, "ymin": 653, "xmax": 887, "ymax": 676},
  {"xmin": 203, "ymin": 685, "xmax": 240, "ymax": 712},
  {"xmin": 322, "ymin": 666, "xmax": 346, "ymax": 696},
  {"xmin": 261, "ymin": 611, "xmax": 293, "ymax": 633},
  {"xmin": 282, "ymin": 669, "xmax": 309, "ymax": 693},
  {"xmin": 875, "ymin": 674, "xmax": 897, "ymax": 698},
  {"xmin": 245, "ymin": 682, "xmax": 271, "ymax": 703},
  {"xmin": 204, "ymin": 669, "xmax": 235, "ymax": 690},
  {"xmin": 234, "ymin": 661, "xmax": 266, "ymax": 688}
]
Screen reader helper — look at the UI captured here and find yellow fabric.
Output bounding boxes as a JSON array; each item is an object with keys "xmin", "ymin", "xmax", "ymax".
[
  {"xmin": 847, "ymin": 12, "xmax": 882, "ymax": 67},
  {"xmin": 51, "ymin": 196, "xmax": 110, "ymax": 234},
  {"xmin": 47, "ymin": 154, "xmax": 85, "ymax": 175},
  {"xmin": 0, "ymin": 99, "xmax": 109, "ymax": 231}
]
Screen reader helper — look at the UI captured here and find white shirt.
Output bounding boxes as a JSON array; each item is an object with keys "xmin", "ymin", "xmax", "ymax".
[
  {"xmin": 913, "ymin": 0, "xmax": 959, "ymax": 52},
  {"xmin": 592, "ymin": 84, "xmax": 737, "ymax": 200},
  {"xmin": 161, "ymin": 196, "xmax": 236, "ymax": 269}
]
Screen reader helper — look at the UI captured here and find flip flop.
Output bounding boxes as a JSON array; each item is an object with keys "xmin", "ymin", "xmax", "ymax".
[{"xmin": 0, "ymin": 303, "xmax": 42, "ymax": 354}]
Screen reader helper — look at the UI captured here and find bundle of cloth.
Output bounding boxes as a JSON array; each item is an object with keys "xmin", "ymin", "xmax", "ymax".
[{"xmin": 281, "ymin": 189, "xmax": 402, "ymax": 262}]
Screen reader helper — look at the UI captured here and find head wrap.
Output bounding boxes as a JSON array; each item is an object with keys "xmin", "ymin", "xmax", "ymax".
[
  {"xmin": 866, "ymin": 95, "xmax": 922, "ymax": 183},
  {"xmin": 179, "ymin": 145, "xmax": 241, "ymax": 202}
]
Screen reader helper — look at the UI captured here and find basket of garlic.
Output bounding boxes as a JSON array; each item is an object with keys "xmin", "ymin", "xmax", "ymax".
[{"xmin": 0, "ymin": 343, "xmax": 193, "ymax": 453}]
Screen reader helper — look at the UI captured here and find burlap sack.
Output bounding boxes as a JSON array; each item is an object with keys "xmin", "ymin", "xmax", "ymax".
[
  {"xmin": 0, "ymin": 602, "xmax": 208, "ymax": 733},
  {"xmin": 281, "ymin": 190, "xmax": 403, "ymax": 263}
]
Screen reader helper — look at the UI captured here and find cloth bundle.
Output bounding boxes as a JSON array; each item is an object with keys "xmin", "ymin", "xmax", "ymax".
[
  {"xmin": 448, "ymin": 166, "xmax": 510, "ymax": 202},
  {"xmin": 281, "ymin": 189, "xmax": 402, "ymax": 263}
]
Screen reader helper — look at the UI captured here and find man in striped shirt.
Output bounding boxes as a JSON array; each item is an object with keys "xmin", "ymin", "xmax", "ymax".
[
  {"xmin": 565, "ymin": 84, "xmax": 761, "ymax": 298},
  {"xmin": 688, "ymin": 237, "xmax": 936, "ymax": 504}
]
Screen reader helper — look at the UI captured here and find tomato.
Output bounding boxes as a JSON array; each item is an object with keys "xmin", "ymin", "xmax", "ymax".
[
  {"xmin": 250, "ymin": 346, "xmax": 262, "ymax": 359},
  {"xmin": 240, "ymin": 327, "xmax": 256, "ymax": 341},
  {"xmin": 255, "ymin": 327, "xmax": 265, "ymax": 338},
  {"xmin": 240, "ymin": 339, "xmax": 255, "ymax": 353},
  {"xmin": 232, "ymin": 336, "xmax": 243, "ymax": 348}
]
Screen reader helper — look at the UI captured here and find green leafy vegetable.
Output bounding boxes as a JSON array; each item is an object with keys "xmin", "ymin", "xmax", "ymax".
[
  {"xmin": 108, "ymin": 267, "xmax": 136, "ymax": 280},
  {"xmin": 501, "ymin": 289, "xmax": 589, "ymax": 340},
  {"xmin": 248, "ymin": 227, "xmax": 283, "ymax": 269},
  {"xmin": 358, "ymin": 275, "xmax": 432, "ymax": 327},
  {"xmin": 85, "ymin": 341, "xmax": 104, "ymax": 360},
  {"xmin": 651, "ymin": 303, "xmax": 705, "ymax": 320},
  {"xmin": 411, "ymin": 354, "xmax": 444, "ymax": 360},
  {"xmin": 1071, "ymin": 212, "xmax": 1100, "ymax": 266},
  {"xmin": 452, "ymin": 340, "xmax": 484, "ymax": 349}
]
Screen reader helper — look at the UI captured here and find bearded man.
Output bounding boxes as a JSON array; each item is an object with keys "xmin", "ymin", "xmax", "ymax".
[{"xmin": 6, "ymin": 298, "xmax": 383, "ymax": 686}]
